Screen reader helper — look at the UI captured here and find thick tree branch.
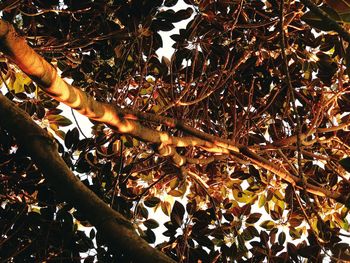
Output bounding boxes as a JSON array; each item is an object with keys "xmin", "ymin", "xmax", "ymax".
[
  {"xmin": 119, "ymin": 108, "xmax": 240, "ymax": 152},
  {"xmin": 0, "ymin": 20, "xmax": 227, "ymax": 154},
  {"xmin": 0, "ymin": 93, "xmax": 175, "ymax": 263},
  {"xmin": 1, "ymin": 19, "xmax": 349, "ymax": 206}
]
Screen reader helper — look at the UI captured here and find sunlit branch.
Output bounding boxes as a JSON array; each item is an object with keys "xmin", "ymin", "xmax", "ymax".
[{"xmin": 1, "ymin": 19, "xmax": 349, "ymax": 207}]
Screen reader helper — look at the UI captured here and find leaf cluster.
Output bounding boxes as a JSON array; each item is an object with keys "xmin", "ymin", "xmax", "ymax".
[{"xmin": 1, "ymin": 0, "xmax": 350, "ymax": 262}]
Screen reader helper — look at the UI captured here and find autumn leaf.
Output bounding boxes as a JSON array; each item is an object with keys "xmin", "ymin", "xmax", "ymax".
[{"xmin": 9, "ymin": 72, "xmax": 32, "ymax": 93}]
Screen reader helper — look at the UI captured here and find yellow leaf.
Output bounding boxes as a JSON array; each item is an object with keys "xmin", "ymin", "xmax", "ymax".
[
  {"xmin": 168, "ymin": 177, "xmax": 179, "ymax": 189},
  {"xmin": 260, "ymin": 220, "xmax": 276, "ymax": 230},
  {"xmin": 50, "ymin": 123, "xmax": 58, "ymax": 131},
  {"xmin": 146, "ymin": 77, "xmax": 155, "ymax": 83},
  {"xmin": 161, "ymin": 201, "xmax": 171, "ymax": 216},
  {"xmin": 258, "ymin": 194, "xmax": 266, "ymax": 208},
  {"xmin": 153, "ymin": 67, "xmax": 160, "ymax": 75},
  {"xmin": 132, "ymin": 138, "xmax": 139, "ymax": 146},
  {"xmin": 151, "ymin": 104, "xmax": 160, "ymax": 113},
  {"xmin": 54, "ymin": 129, "xmax": 65, "ymax": 140},
  {"xmin": 12, "ymin": 72, "xmax": 32, "ymax": 93}
]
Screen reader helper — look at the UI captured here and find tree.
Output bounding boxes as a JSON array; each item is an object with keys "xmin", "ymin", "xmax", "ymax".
[{"xmin": 1, "ymin": 0, "xmax": 350, "ymax": 262}]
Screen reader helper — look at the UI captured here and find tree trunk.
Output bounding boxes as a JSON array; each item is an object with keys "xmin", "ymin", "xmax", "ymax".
[{"xmin": 0, "ymin": 93, "xmax": 175, "ymax": 263}]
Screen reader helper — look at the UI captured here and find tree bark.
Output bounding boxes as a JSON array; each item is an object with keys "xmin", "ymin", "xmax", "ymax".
[
  {"xmin": 0, "ymin": 93, "xmax": 175, "ymax": 263},
  {"xmin": 0, "ymin": 19, "xmax": 227, "ymax": 155},
  {"xmin": 0, "ymin": 18, "xmax": 348, "ymax": 206}
]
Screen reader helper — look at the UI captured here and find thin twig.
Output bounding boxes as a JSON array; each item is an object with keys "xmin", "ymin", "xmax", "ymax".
[
  {"xmin": 71, "ymin": 108, "xmax": 88, "ymax": 138},
  {"xmin": 280, "ymin": 0, "xmax": 303, "ymax": 179}
]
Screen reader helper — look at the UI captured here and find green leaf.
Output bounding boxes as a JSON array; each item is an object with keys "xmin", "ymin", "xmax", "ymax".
[
  {"xmin": 47, "ymin": 115, "xmax": 72, "ymax": 127},
  {"xmin": 278, "ymin": 232, "xmax": 286, "ymax": 245},
  {"xmin": 289, "ymin": 227, "xmax": 302, "ymax": 239},
  {"xmin": 143, "ymin": 219, "xmax": 159, "ymax": 229},
  {"xmin": 144, "ymin": 197, "xmax": 161, "ymax": 207}
]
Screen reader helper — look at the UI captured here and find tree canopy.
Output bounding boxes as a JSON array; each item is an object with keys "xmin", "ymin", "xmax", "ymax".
[{"xmin": 1, "ymin": 0, "xmax": 350, "ymax": 262}]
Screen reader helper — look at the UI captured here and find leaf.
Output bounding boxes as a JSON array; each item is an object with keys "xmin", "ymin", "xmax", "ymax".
[
  {"xmin": 258, "ymin": 194, "xmax": 266, "ymax": 208},
  {"xmin": 65, "ymin": 127, "xmax": 79, "ymax": 149},
  {"xmin": 242, "ymin": 227, "xmax": 255, "ymax": 241},
  {"xmin": 137, "ymin": 204, "xmax": 149, "ymax": 219},
  {"xmin": 301, "ymin": 6, "xmax": 343, "ymax": 31},
  {"xmin": 168, "ymin": 177, "xmax": 179, "ymax": 189},
  {"xmin": 132, "ymin": 138, "xmax": 139, "ymax": 147},
  {"xmin": 140, "ymin": 86, "xmax": 153, "ymax": 95},
  {"xmin": 237, "ymin": 234, "xmax": 248, "ymax": 252},
  {"xmin": 153, "ymin": 20, "xmax": 175, "ymax": 31},
  {"xmin": 161, "ymin": 201, "xmax": 171, "ymax": 216},
  {"xmin": 144, "ymin": 196, "xmax": 161, "ymax": 207},
  {"xmin": 260, "ymin": 220, "xmax": 275, "ymax": 230},
  {"xmin": 84, "ymin": 256, "xmax": 95, "ymax": 263},
  {"xmin": 325, "ymin": 0, "xmax": 350, "ymax": 14},
  {"xmin": 195, "ymin": 235, "xmax": 214, "ymax": 249},
  {"xmin": 298, "ymin": 245, "xmax": 320, "ymax": 258},
  {"xmin": 287, "ymin": 242, "xmax": 299, "ymax": 261},
  {"xmin": 334, "ymin": 212, "xmax": 349, "ymax": 230},
  {"xmin": 186, "ymin": 200, "xmax": 197, "ymax": 215},
  {"xmin": 89, "ymin": 228, "xmax": 96, "ymax": 239},
  {"xmin": 143, "ymin": 219, "xmax": 159, "ymax": 229},
  {"xmin": 151, "ymin": 104, "xmax": 160, "ymax": 113},
  {"xmin": 54, "ymin": 129, "xmax": 65, "ymax": 140},
  {"xmin": 278, "ymin": 232, "xmax": 286, "ymax": 245},
  {"xmin": 10, "ymin": 72, "xmax": 32, "ymax": 93},
  {"xmin": 246, "ymin": 225, "xmax": 259, "ymax": 238},
  {"xmin": 168, "ymin": 189, "xmax": 184, "ymax": 197},
  {"xmin": 170, "ymin": 200, "xmax": 185, "ymax": 227},
  {"xmin": 47, "ymin": 114, "xmax": 72, "ymax": 127},
  {"xmin": 245, "ymin": 213, "xmax": 262, "ymax": 224},
  {"xmin": 164, "ymin": 0, "xmax": 178, "ymax": 7},
  {"xmin": 339, "ymin": 157, "xmax": 350, "ymax": 172},
  {"xmin": 170, "ymin": 34, "xmax": 182, "ymax": 42},
  {"xmin": 172, "ymin": 8, "xmax": 193, "ymax": 23},
  {"xmin": 144, "ymin": 228, "xmax": 156, "ymax": 244},
  {"xmin": 289, "ymin": 227, "xmax": 302, "ymax": 239},
  {"xmin": 161, "ymin": 56, "xmax": 171, "ymax": 68},
  {"xmin": 289, "ymin": 217, "xmax": 303, "ymax": 227}
]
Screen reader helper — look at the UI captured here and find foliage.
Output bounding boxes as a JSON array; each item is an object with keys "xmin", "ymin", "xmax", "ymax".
[{"xmin": 1, "ymin": 0, "xmax": 350, "ymax": 262}]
